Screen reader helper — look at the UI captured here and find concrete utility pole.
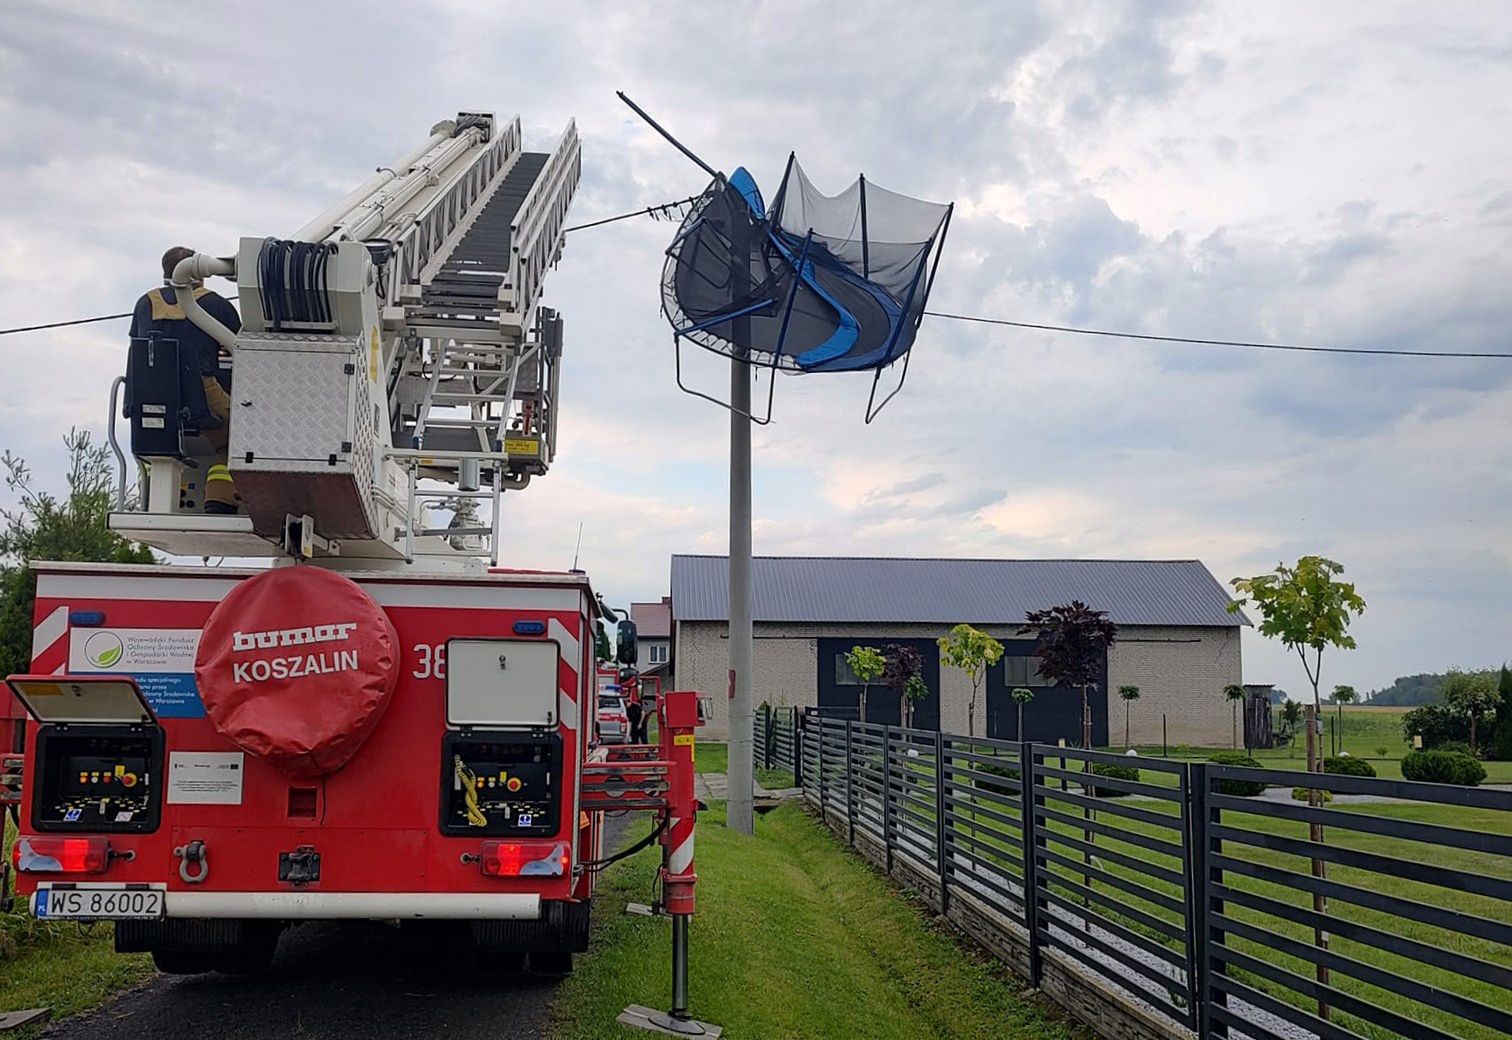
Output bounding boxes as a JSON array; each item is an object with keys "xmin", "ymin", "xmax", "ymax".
[{"xmin": 727, "ymin": 354, "xmax": 755, "ymax": 835}]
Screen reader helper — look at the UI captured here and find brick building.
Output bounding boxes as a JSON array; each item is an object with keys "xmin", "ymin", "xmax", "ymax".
[{"xmin": 668, "ymin": 555, "xmax": 1246, "ymax": 746}]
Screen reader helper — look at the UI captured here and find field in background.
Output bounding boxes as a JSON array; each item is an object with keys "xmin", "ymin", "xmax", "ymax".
[{"xmin": 1118, "ymin": 703, "xmax": 1512, "ymax": 783}]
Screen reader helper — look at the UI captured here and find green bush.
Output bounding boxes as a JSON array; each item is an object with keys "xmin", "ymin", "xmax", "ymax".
[
  {"xmin": 973, "ymin": 761, "xmax": 1020, "ymax": 797},
  {"xmin": 1291, "ymin": 786, "xmax": 1333, "ymax": 803},
  {"xmin": 1088, "ymin": 761, "xmax": 1141, "ymax": 798},
  {"xmin": 1323, "ymin": 755, "xmax": 1376, "ymax": 778},
  {"xmin": 1401, "ymin": 705, "xmax": 1470, "ymax": 749},
  {"xmin": 1208, "ymin": 751, "xmax": 1267, "ymax": 796},
  {"xmin": 1432, "ymin": 740, "xmax": 1474, "ymax": 757},
  {"xmin": 1401, "ymin": 749, "xmax": 1486, "ymax": 786}
]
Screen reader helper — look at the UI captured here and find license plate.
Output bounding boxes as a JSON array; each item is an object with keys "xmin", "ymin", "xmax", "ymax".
[{"xmin": 35, "ymin": 885, "xmax": 165, "ymax": 920}]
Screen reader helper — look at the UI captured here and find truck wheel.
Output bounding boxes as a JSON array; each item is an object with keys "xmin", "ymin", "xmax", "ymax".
[
  {"xmin": 151, "ymin": 950, "xmax": 211, "ymax": 975},
  {"xmin": 529, "ymin": 950, "xmax": 573, "ymax": 975},
  {"xmin": 212, "ymin": 923, "xmax": 281, "ymax": 974}
]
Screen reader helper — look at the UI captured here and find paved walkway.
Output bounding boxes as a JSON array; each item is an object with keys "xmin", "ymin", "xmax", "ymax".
[{"xmin": 695, "ymin": 772, "xmax": 801, "ymax": 804}]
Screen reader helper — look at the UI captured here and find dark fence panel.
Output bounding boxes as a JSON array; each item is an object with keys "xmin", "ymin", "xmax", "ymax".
[{"xmin": 796, "ymin": 713, "xmax": 1512, "ymax": 1040}]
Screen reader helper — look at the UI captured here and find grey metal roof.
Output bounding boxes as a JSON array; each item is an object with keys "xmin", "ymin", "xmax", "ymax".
[{"xmin": 670, "ymin": 555, "xmax": 1246, "ymax": 628}]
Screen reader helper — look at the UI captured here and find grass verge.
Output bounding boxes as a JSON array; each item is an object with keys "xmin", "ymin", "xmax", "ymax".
[
  {"xmin": 1, "ymin": 819, "xmax": 153, "ymax": 1023},
  {"xmin": 553, "ymin": 801, "xmax": 1088, "ymax": 1040}
]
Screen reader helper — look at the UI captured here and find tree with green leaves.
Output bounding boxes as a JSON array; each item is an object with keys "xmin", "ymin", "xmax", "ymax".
[
  {"xmin": 1224, "ymin": 683, "xmax": 1247, "ymax": 750},
  {"xmin": 937, "ymin": 624, "xmax": 1003, "ymax": 737},
  {"xmin": 1280, "ymin": 698, "xmax": 1303, "ymax": 756},
  {"xmin": 844, "ymin": 645, "xmax": 886, "ymax": 725},
  {"xmin": 1011, "ymin": 686, "xmax": 1035, "ymax": 741},
  {"xmin": 1441, "ymin": 669, "xmax": 1499, "ymax": 754},
  {"xmin": 1331, "ymin": 684, "xmax": 1357, "ymax": 752},
  {"xmin": 1021, "ymin": 601, "xmax": 1117, "ymax": 749},
  {"xmin": 1117, "ymin": 685, "xmax": 1140, "ymax": 748},
  {"xmin": 2, "ymin": 431, "xmax": 154, "ymax": 679},
  {"xmin": 1229, "ymin": 556, "xmax": 1365, "ymax": 775}
]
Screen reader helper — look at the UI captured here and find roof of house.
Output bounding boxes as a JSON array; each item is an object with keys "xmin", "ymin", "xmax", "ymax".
[
  {"xmin": 630, "ymin": 598, "xmax": 672, "ymax": 638},
  {"xmin": 670, "ymin": 555, "xmax": 1246, "ymax": 628}
]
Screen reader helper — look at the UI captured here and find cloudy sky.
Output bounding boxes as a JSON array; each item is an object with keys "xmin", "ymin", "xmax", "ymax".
[{"xmin": 2, "ymin": 1, "xmax": 1510, "ymax": 697}]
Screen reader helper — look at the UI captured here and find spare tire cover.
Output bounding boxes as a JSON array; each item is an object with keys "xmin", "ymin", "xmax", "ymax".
[{"xmin": 195, "ymin": 567, "xmax": 399, "ymax": 778}]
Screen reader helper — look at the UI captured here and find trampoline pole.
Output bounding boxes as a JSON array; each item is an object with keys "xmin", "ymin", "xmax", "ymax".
[{"xmin": 728, "ymin": 228, "xmax": 756, "ymax": 836}]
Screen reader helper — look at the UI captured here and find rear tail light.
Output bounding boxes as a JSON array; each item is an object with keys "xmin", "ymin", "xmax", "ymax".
[
  {"xmin": 479, "ymin": 841, "xmax": 569, "ymax": 877},
  {"xmin": 12, "ymin": 836, "xmax": 111, "ymax": 874}
]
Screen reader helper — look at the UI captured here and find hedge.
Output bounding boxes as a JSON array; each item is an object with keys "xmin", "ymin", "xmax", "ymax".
[
  {"xmin": 1323, "ymin": 755, "xmax": 1376, "ymax": 779},
  {"xmin": 1088, "ymin": 761, "xmax": 1140, "ymax": 798},
  {"xmin": 1400, "ymin": 749, "xmax": 1486, "ymax": 786},
  {"xmin": 1208, "ymin": 751, "xmax": 1266, "ymax": 796}
]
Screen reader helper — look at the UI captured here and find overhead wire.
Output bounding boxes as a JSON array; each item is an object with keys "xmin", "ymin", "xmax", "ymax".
[{"xmin": 3, "ymin": 200, "xmax": 1510, "ymax": 361}]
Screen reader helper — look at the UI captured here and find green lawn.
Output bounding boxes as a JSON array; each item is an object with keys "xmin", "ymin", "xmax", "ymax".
[
  {"xmin": 552, "ymin": 801, "xmax": 1089, "ymax": 1040},
  {"xmin": 1, "ymin": 818, "xmax": 153, "ymax": 1023}
]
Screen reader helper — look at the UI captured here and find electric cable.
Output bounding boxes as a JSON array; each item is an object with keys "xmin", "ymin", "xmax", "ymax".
[
  {"xmin": 921, "ymin": 311, "xmax": 1512, "ymax": 359},
  {"xmin": 7, "ymin": 195, "xmax": 1512, "ymax": 361},
  {"xmin": 563, "ymin": 196, "xmax": 701, "ymax": 234},
  {"xmin": 580, "ymin": 814, "xmax": 668, "ymax": 871}
]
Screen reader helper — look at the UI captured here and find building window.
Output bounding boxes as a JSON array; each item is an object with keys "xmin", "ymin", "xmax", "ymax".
[
  {"xmin": 1003, "ymin": 655, "xmax": 1045, "ymax": 685},
  {"xmin": 648, "ymin": 644, "xmax": 669, "ymax": 665},
  {"xmin": 834, "ymin": 654, "xmax": 863, "ymax": 686}
]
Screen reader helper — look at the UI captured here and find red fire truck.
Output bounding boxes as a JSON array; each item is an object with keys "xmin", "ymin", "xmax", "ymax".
[{"xmin": 3, "ymin": 111, "xmax": 707, "ymax": 1032}]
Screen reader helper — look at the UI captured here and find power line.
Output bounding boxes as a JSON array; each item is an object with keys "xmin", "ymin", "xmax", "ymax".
[
  {"xmin": 1, "ymin": 311, "xmax": 132, "ymax": 335},
  {"xmin": 4, "ymin": 205, "xmax": 1510, "ymax": 362},
  {"xmin": 562, "ymin": 195, "xmax": 701, "ymax": 234},
  {"xmin": 923, "ymin": 311, "xmax": 1512, "ymax": 359}
]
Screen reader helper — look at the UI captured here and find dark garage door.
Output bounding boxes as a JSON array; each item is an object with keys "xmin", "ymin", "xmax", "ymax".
[
  {"xmin": 816, "ymin": 637, "xmax": 940, "ymax": 730},
  {"xmin": 984, "ymin": 639, "xmax": 1108, "ymax": 747}
]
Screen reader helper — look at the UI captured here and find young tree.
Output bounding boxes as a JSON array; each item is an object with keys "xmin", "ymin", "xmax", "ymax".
[
  {"xmin": 1224, "ymin": 683, "xmax": 1247, "ymax": 750},
  {"xmin": 937, "ymin": 624, "xmax": 1003, "ymax": 737},
  {"xmin": 1113, "ymin": 684, "xmax": 1140, "ymax": 748},
  {"xmin": 1229, "ymin": 556, "xmax": 1366, "ymax": 775},
  {"xmin": 1280, "ymin": 699, "xmax": 1303, "ymax": 757},
  {"xmin": 1011, "ymin": 686, "xmax": 1035, "ymax": 741},
  {"xmin": 1331, "ymin": 684, "xmax": 1358, "ymax": 752},
  {"xmin": 2, "ymin": 430, "xmax": 154, "ymax": 677},
  {"xmin": 1441, "ymin": 669, "xmax": 1499, "ymax": 754},
  {"xmin": 1021, "ymin": 601, "xmax": 1117, "ymax": 749},
  {"xmin": 881, "ymin": 643, "xmax": 923, "ymax": 728},
  {"xmin": 844, "ymin": 645, "xmax": 886, "ymax": 725},
  {"xmin": 904, "ymin": 675, "xmax": 929, "ymax": 727}
]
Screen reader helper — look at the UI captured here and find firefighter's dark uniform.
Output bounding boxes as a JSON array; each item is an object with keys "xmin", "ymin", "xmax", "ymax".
[{"xmin": 128, "ymin": 285, "xmax": 242, "ymax": 511}]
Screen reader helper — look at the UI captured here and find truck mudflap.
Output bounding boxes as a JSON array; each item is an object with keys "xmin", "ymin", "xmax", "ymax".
[{"xmin": 470, "ymin": 899, "xmax": 590, "ymax": 952}]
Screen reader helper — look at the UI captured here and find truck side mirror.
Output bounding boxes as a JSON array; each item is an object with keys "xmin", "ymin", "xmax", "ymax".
[
  {"xmin": 616, "ymin": 619, "xmax": 638, "ymax": 665},
  {"xmin": 594, "ymin": 620, "xmax": 611, "ymax": 662}
]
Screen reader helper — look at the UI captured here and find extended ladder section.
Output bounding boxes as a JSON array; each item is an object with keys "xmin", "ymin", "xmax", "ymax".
[{"xmin": 387, "ymin": 120, "xmax": 579, "ymax": 562}]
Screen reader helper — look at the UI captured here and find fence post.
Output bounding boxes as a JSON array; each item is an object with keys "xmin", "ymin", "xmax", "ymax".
[
  {"xmin": 793, "ymin": 710, "xmax": 804, "ymax": 788},
  {"xmin": 934, "ymin": 729, "xmax": 950, "ymax": 915},
  {"xmin": 844, "ymin": 720, "xmax": 856, "ymax": 846},
  {"xmin": 1021, "ymin": 740, "xmax": 1042, "ymax": 987},
  {"xmin": 817, "ymin": 716, "xmax": 827, "ymax": 816},
  {"xmin": 1189, "ymin": 761, "xmax": 1224, "ymax": 1037},
  {"xmin": 881, "ymin": 725, "xmax": 894, "ymax": 874}
]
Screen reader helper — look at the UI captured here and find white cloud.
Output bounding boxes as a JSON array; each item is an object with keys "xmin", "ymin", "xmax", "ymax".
[{"xmin": 1, "ymin": 0, "xmax": 1510, "ymax": 699}]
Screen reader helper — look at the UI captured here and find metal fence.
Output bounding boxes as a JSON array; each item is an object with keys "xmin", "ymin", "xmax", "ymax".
[
  {"xmin": 754, "ymin": 705, "xmax": 800, "ymax": 776},
  {"xmin": 797, "ymin": 715, "xmax": 1512, "ymax": 1040}
]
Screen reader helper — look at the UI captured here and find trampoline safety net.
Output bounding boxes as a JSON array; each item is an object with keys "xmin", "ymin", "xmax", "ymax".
[{"xmin": 661, "ymin": 155, "xmax": 951, "ymax": 375}]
